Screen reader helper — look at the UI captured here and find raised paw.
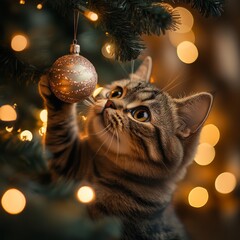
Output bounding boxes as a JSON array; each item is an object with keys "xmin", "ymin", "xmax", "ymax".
[{"xmin": 38, "ymin": 74, "xmax": 67, "ymax": 108}]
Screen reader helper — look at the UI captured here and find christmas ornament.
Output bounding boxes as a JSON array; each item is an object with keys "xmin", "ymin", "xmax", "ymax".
[{"xmin": 48, "ymin": 10, "xmax": 98, "ymax": 103}]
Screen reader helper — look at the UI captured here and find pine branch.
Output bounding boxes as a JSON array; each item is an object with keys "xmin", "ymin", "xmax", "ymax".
[
  {"xmin": 0, "ymin": 131, "xmax": 48, "ymax": 175},
  {"xmin": 45, "ymin": 0, "xmax": 224, "ymax": 61},
  {"xmin": 0, "ymin": 47, "xmax": 43, "ymax": 85},
  {"xmin": 173, "ymin": 0, "xmax": 224, "ymax": 17}
]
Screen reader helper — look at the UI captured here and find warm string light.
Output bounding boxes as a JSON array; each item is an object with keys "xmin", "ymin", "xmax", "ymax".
[
  {"xmin": 39, "ymin": 126, "xmax": 47, "ymax": 136},
  {"xmin": 39, "ymin": 109, "xmax": 48, "ymax": 136},
  {"xmin": 81, "ymin": 116, "xmax": 87, "ymax": 121},
  {"xmin": 5, "ymin": 126, "xmax": 14, "ymax": 133},
  {"xmin": 84, "ymin": 11, "xmax": 98, "ymax": 21},
  {"xmin": 20, "ymin": 130, "xmax": 33, "ymax": 141},
  {"xmin": 1, "ymin": 188, "xmax": 26, "ymax": 214},
  {"xmin": 92, "ymin": 87, "xmax": 103, "ymax": 98},
  {"xmin": 175, "ymin": 7, "xmax": 194, "ymax": 33},
  {"xmin": 101, "ymin": 43, "xmax": 115, "ymax": 59},
  {"xmin": 36, "ymin": 3, "xmax": 43, "ymax": 10},
  {"xmin": 11, "ymin": 34, "xmax": 28, "ymax": 52},
  {"xmin": 200, "ymin": 124, "xmax": 220, "ymax": 147},
  {"xmin": 168, "ymin": 7, "xmax": 199, "ymax": 64},
  {"xmin": 76, "ymin": 186, "xmax": 95, "ymax": 203},
  {"xmin": 177, "ymin": 41, "xmax": 198, "ymax": 64},
  {"xmin": 0, "ymin": 105, "xmax": 17, "ymax": 121},
  {"xmin": 194, "ymin": 143, "xmax": 215, "ymax": 166},
  {"xmin": 39, "ymin": 109, "xmax": 48, "ymax": 123},
  {"xmin": 215, "ymin": 172, "xmax": 237, "ymax": 194},
  {"xmin": 188, "ymin": 187, "xmax": 209, "ymax": 208},
  {"xmin": 19, "ymin": 0, "xmax": 25, "ymax": 5}
]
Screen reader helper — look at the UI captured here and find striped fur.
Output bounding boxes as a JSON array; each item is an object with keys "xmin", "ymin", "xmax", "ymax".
[{"xmin": 39, "ymin": 57, "xmax": 212, "ymax": 240}]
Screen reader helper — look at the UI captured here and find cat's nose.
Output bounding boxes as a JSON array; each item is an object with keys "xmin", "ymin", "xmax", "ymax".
[{"xmin": 105, "ymin": 100, "xmax": 117, "ymax": 109}]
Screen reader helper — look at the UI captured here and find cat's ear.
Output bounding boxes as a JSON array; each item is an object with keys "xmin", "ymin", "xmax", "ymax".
[
  {"xmin": 130, "ymin": 56, "xmax": 152, "ymax": 82},
  {"xmin": 174, "ymin": 93, "xmax": 213, "ymax": 138}
]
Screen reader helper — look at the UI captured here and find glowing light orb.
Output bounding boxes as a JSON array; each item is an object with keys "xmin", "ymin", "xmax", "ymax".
[
  {"xmin": 177, "ymin": 41, "xmax": 198, "ymax": 64},
  {"xmin": 11, "ymin": 35, "xmax": 28, "ymax": 52},
  {"xmin": 175, "ymin": 7, "xmax": 194, "ymax": 33},
  {"xmin": 188, "ymin": 187, "xmax": 209, "ymax": 208},
  {"xmin": 77, "ymin": 186, "xmax": 95, "ymax": 203},
  {"xmin": 200, "ymin": 124, "xmax": 220, "ymax": 146},
  {"xmin": 37, "ymin": 4, "xmax": 43, "ymax": 10},
  {"xmin": 40, "ymin": 109, "xmax": 48, "ymax": 123},
  {"xmin": 20, "ymin": 130, "xmax": 33, "ymax": 141},
  {"xmin": 101, "ymin": 43, "xmax": 115, "ymax": 59},
  {"xmin": 19, "ymin": 0, "xmax": 25, "ymax": 4},
  {"xmin": 85, "ymin": 11, "xmax": 98, "ymax": 21},
  {"xmin": 0, "ymin": 105, "xmax": 17, "ymax": 121},
  {"xmin": 93, "ymin": 87, "xmax": 103, "ymax": 98},
  {"xmin": 1, "ymin": 188, "xmax": 26, "ymax": 214},
  {"xmin": 215, "ymin": 172, "xmax": 237, "ymax": 194},
  {"xmin": 5, "ymin": 126, "xmax": 14, "ymax": 132},
  {"xmin": 194, "ymin": 143, "xmax": 215, "ymax": 166},
  {"xmin": 82, "ymin": 116, "xmax": 87, "ymax": 121},
  {"xmin": 168, "ymin": 30, "xmax": 195, "ymax": 47},
  {"xmin": 39, "ymin": 126, "xmax": 47, "ymax": 136}
]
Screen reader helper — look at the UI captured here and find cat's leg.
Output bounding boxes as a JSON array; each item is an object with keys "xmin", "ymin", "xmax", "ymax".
[{"xmin": 39, "ymin": 75, "xmax": 81, "ymax": 178}]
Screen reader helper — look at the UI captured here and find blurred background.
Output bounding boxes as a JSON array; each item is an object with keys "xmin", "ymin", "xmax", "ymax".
[{"xmin": 0, "ymin": 0, "xmax": 239, "ymax": 240}]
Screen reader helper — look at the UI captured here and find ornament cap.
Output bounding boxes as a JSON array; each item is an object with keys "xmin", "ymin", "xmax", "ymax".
[{"xmin": 70, "ymin": 43, "xmax": 80, "ymax": 54}]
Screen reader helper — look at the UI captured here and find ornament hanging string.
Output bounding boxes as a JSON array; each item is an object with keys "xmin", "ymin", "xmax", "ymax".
[{"xmin": 73, "ymin": 9, "xmax": 80, "ymax": 44}]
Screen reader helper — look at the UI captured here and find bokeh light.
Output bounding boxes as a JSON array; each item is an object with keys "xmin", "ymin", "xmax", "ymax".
[
  {"xmin": 39, "ymin": 126, "xmax": 47, "ymax": 136},
  {"xmin": 40, "ymin": 109, "xmax": 48, "ymax": 123},
  {"xmin": 19, "ymin": 0, "xmax": 25, "ymax": 4},
  {"xmin": 174, "ymin": 7, "xmax": 194, "ymax": 33},
  {"xmin": 5, "ymin": 126, "xmax": 13, "ymax": 132},
  {"xmin": 1, "ymin": 188, "xmax": 26, "ymax": 214},
  {"xmin": 36, "ymin": 4, "xmax": 43, "ymax": 10},
  {"xmin": 101, "ymin": 43, "xmax": 115, "ymax": 59},
  {"xmin": 20, "ymin": 130, "xmax": 33, "ymax": 141},
  {"xmin": 177, "ymin": 41, "xmax": 199, "ymax": 64},
  {"xmin": 168, "ymin": 30, "xmax": 195, "ymax": 47},
  {"xmin": 200, "ymin": 124, "xmax": 220, "ymax": 146},
  {"xmin": 215, "ymin": 172, "xmax": 237, "ymax": 194},
  {"xmin": 11, "ymin": 34, "xmax": 28, "ymax": 52},
  {"xmin": 77, "ymin": 186, "xmax": 95, "ymax": 203},
  {"xmin": 188, "ymin": 187, "xmax": 209, "ymax": 208},
  {"xmin": 92, "ymin": 87, "xmax": 103, "ymax": 98},
  {"xmin": 0, "ymin": 105, "xmax": 17, "ymax": 121},
  {"xmin": 84, "ymin": 11, "xmax": 98, "ymax": 21},
  {"xmin": 194, "ymin": 143, "xmax": 215, "ymax": 166}
]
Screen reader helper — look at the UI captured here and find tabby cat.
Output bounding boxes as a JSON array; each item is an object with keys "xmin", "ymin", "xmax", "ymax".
[{"xmin": 39, "ymin": 57, "xmax": 213, "ymax": 240}]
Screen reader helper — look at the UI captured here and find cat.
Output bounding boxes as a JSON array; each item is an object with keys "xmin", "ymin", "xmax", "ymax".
[{"xmin": 39, "ymin": 56, "xmax": 213, "ymax": 240}]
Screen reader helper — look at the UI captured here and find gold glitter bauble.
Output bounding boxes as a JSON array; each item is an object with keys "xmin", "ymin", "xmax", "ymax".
[{"xmin": 48, "ymin": 46, "xmax": 98, "ymax": 103}]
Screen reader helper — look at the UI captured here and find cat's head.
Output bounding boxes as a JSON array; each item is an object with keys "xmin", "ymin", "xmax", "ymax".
[{"xmin": 86, "ymin": 57, "xmax": 213, "ymax": 180}]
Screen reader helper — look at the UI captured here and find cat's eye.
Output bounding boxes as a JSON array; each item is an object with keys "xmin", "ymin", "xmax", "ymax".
[
  {"xmin": 132, "ymin": 108, "xmax": 150, "ymax": 122},
  {"xmin": 109, "ymin": 87, "xmax": 123, "ymax": 98}
]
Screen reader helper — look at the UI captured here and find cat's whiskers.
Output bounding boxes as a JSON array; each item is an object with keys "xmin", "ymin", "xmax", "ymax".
[
  {"xmin": 105, "ymin": 128, "xmax": 116, "ymax": 155},
  {"xmin": 88, "ymin": 96, "xmax": 95, "ymax": 103},
  {"xmin": 88, "ymin": 124, "xmax": 111, "ymax": 136},
  {"xmin": 83, "ymin": 99, "xmax": 94, "ymax": 107},
  {"xmin": 91, "ymin": 130, "xmax": 111, "ymax": 160},
  {"xmin": 161, "ymin": 73, "xmax": 182, "ymax": 92},
  {"xmin": 164, "ymin": 81, "xmax": 183, "ymax": 93},
  {"xmin": 94, "ymin": 125, "xmax": 112, "ymax": 140},
  {"xmin": 115, "ymin": 129, "xmax": 120, "ymax": 165}
]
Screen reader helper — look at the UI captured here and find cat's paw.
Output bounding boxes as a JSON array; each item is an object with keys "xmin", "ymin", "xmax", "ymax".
[{"xmin": 38, "ymin": 75, "xmax": 66, "ymax": 108}]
